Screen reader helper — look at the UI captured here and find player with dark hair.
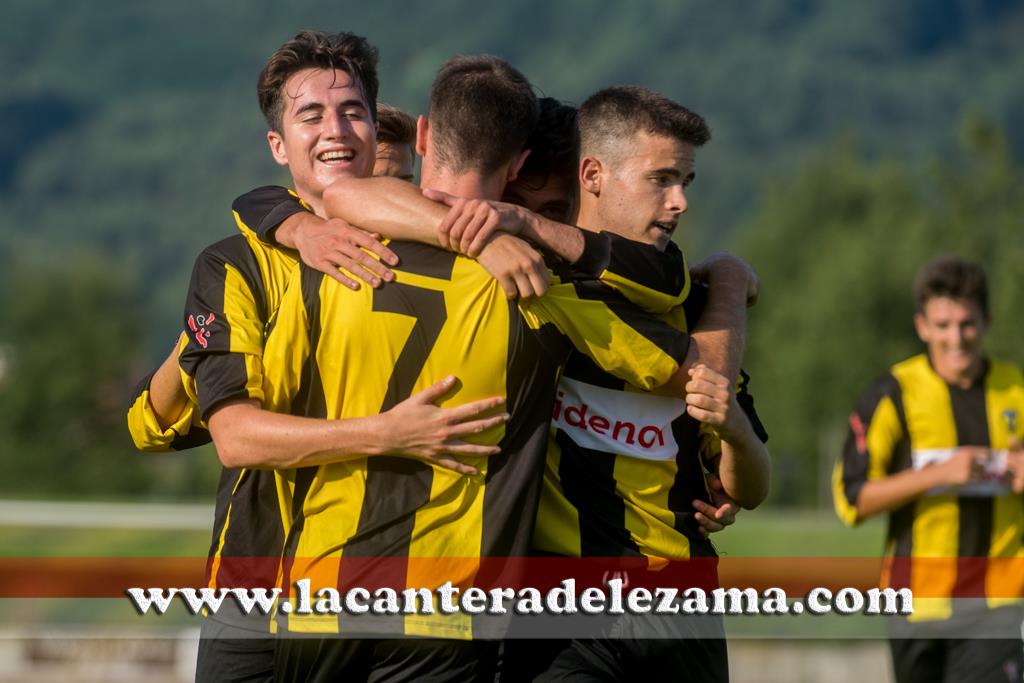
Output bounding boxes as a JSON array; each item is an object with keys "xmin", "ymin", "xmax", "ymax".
[
  {"xmin": 258, "ymin": 54, "xmax": 703, "ymax": 682},
  {"xmin": 374, "ymin": 103, "xmax": 417, "ymax": 181},
  {"xmin": 834, "ymin": 255, "xmax": 1024, "ymax": 683},
  {"xmin": 127, "ymin": 31, "xmax": 506, "ymax": 683}
]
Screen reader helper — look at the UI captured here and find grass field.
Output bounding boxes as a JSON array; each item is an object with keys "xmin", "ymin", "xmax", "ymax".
[
  {"xmin": 0, "ymin": 505, "xmax": 884, "ymax": 558},
  {"xmin": 0, "ymin": 504, "xmax": 892, "ymax": 638}
]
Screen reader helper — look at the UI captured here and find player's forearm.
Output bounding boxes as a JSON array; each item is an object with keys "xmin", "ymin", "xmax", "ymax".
[
  {"xmin": 684, "ymin": 279, "xmax": 746, "ymax": 383},
  {"xmin": 148, "ymin": 342, "xmax": 189, "ymax": 430},
  {"xmin": 324, "ymin": 176, "xmax": 448, "ymax": 246},
  {"xmin": 854, "ymin": 469, "xmax": 942, "ymax": 521},
  {"xmin": 520, "ymin": 215, "xmax": 585, "ymax": 263},
  {"xmin": 717, "ymin": 422, "xmax": 771, "ymax": 509},
  {"xmin": 208, "ymin": 401, "xmax": 383, "ymax": 469}
]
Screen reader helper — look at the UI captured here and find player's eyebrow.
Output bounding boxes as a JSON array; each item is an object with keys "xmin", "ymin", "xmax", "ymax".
[{"xmin": 293, "ymin": 101, "xmax": 324, "ymax": 117}]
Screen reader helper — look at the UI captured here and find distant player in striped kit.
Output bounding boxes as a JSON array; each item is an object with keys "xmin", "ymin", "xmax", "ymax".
[{"xmin": 834, "ymin": 255, "xmax": 1024, "ymax": 683}]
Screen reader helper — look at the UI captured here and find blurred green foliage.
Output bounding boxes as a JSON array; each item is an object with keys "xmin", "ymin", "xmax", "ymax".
[
  {"xmin": 0, "ymin": 1, "xmax": 1021, "ymax": 500},
  {"xmin": 735, "ymin": 117, "xmax": 1024, "ymax": 505}
]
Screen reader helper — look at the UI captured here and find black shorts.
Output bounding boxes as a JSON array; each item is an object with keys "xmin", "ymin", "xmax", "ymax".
[
  {"xmin": 195, "ymin": 617, "xmax": 275, "ymax": 683},
  {"xmin": 888, "ymin": 607, "xmax": 1024, "ymax": 683},
  {"xmin": 273, "ymin": 637, "xmax": 499, "ymax": 683},
  {"xmin": 499, "ymin": 611, "xmax": 727, "ymax": 683}
]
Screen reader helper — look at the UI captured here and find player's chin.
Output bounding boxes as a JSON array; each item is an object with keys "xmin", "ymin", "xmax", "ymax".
[{"xmin": 648, "ymin": 229, "xmax": 673, "ymax": 252}]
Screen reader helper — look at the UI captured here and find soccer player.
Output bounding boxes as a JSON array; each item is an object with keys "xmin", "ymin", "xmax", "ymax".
[
  {"xmin": 248, "ymin": 54, "xmax": 732, "ymax": 681},
  {"xmin": 127, "ymin": 31, "xmax": 509, "ymax": 683},
  {"xmin": 833, "ymin": 256, "xmax": 1024, "ymax": 683},
  {"xmin": 373, "ymin": 102, "xmax": 417, "ymax": 181}
]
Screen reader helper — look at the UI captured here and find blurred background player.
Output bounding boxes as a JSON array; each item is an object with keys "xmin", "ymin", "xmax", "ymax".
[
  {"xmin": 374, "ymin": 102, "xmax": 417, "ymax": 181},
  {"xmin": 833, "ymin": 255, "xmax": 1024, "ymax": 683}
]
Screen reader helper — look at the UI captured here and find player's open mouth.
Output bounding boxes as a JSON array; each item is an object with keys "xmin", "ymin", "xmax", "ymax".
[
  {"xmin": 317, "ymin": 149, "xmax": 355, "ymax": 164},
  {"xmin": 651, "ymin": 221, "xmax": 676, "ymax": 235}
]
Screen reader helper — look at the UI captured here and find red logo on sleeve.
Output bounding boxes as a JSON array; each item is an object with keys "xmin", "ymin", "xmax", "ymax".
[
  {"xmin": 187, "ymin": 312, "xmax": 216, "ymax": 349},
  {"xmin": 849, "ymin": 413, "xmax": 867, "ymax": 455}
]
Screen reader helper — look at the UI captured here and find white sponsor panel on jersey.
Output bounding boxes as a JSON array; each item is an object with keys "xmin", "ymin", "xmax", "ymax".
[
  {"xmin": 912, "ymin": 448, "xmax": 1011, "ymax": 496},
  {"xmin": 552, "ymin": 377, "xmax": 686, "ymax": 461}
]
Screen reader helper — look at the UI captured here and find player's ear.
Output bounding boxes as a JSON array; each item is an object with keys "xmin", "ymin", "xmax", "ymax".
[
  {"xmin": 415, "ymin": 116, "xmax": 429, "ymax": 157},
  {"xmin": 580, "ymin": 155, "xmax": 603, "ymax": 196},
  {"xmin": 913, "ymin": 311, "xmax": 929, "ymax": 343},
  {"xmin": 267, "ymin": 130, "xmax": 288, "ymax": 167},
  {"xmin": 505, "ymin": 149, "xmax": 531, "ymax": 183}
]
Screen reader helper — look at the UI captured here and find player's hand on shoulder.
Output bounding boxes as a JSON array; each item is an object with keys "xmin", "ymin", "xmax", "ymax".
[
  {"xmin": 291, "ymin": 213, "xmax": 398, "ymax": 290},
  {"xmin": 379, "ymin": 375, "xmax": 509, "ymax": 475},
  {"xmin": 423, "ymin": 187, "xmax": 532, "ymax": 257},
  {"xmin": 477, "ymin": 234, "xmax": 549, "ymax": 301},
  {"xmin": 684, "ymin": 364, "xmax": 745, "ymax": 442},
  {"xmin": 690, "ymin": 252, "xmax": 760, "ymax": 307}
]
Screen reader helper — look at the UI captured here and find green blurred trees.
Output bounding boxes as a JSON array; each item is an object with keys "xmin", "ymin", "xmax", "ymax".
[
  {"xmin": 734, "ymin": 117, "xmax": 1024, "ymax": 506},
  {"xmin": 0, "ymin": 254, "xmax": 221, "ymax": 499}
]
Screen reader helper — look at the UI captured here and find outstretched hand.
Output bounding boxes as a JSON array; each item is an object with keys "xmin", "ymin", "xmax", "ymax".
[
  {"xmin": 381, "ymin": 375, "xmax": 509, "ymax": 475},
  {"xmin": 290, "ymin": 213, "xmax": 398, "ymax": 289}
]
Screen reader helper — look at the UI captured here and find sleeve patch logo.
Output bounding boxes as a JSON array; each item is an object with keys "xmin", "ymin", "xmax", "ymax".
[{"xmin": 187, "ymin": 312, "xmax": 216, "ymax": 349}]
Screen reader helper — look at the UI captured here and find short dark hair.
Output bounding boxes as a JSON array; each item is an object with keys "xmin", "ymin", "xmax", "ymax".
[
  {"xmin": 257, "ymin": 31, "xmax": 379, "ymax": 133},
  {"xmin": 518, "ymin": 97, "xmax": 579, "ymax": 191},
  {"xmin": 578, "ymin": 85, "xmax": 710, "ymax": 159},
  {"xmin": 914, "ymin": 255, "xmax": 989, "ymax": 315},
  {"xmin": 427, "ymin": 55, "xmax": 538, "ymax": 175},
  {"xmin": 376, "ymin": 103, "xmax": 416, "ymax": 147}
]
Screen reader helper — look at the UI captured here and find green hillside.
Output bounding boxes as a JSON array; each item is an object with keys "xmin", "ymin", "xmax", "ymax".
[{"xmin": 1, "ymin": 0, "xmax": 1022, "ymax": 501}]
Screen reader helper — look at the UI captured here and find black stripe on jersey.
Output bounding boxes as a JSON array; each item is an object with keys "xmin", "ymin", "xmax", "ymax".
[
  {"xmin": 572, "ymin": 231, "xmax": 686, "ymax": 298},
  {"xmin": 207, "ymin": 467, "xmax": 243, "ymax": 581},
  {"xmin": 563, "ymin": 349, "xmax": 627, "ymax": 391},
  {"xmin": 667, "ymin": 415, "xmax": 716, "ymax": 557},
  {"xmin": 340, "ymin": 247, "xmax": 456, "ymax": 561},
  {"xmin": 736, "ymin": 371, "xmax": 769, "ymax": 443},
  {"xmin": 387, "ymin": 241, "xmax": 457, "ymax": 280},
  {"xmin": 291, "ymin": 266, "xmax": 328, "ymax": 420},
  {"xmin": 842, "ymin": 373, "xmax": 906, "ymax": 510},
  {"xmin": 232, "ymin": 185, "xmax": 307, "ymax": 244},
  {"xmin": 481, "ymin": 300, "xmax": 568, "ymax": 559},
  {"xmin": 884, "ymin": 379, "xmax": 913, "ymax": 589},
  {"xmin": 216, "ymin": 470, "xmax": 286, "ymax": 588},
  {"xmin": 570, "ymin": 279, "xmax": 689, "ymax": 363},
  {"xmin": 181, "ymin": 236, "xmax": 268, "ymax": 419},
  {"xmin": 556, "ymin": 430, "xmax": 641, "ymax": 557},
  {"xmin": 949, "ymin": 379, "xmax": 993, "ymax": 597},
  {"xmin": 128, "ymin": 372, "xmax": 154, "ymax": 411},
  {"xmin": 280, "ymin": 265, "xmax": 328, "ymax": 596}
]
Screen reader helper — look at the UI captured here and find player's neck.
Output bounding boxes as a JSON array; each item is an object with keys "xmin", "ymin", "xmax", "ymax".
[
  {"xmin": 574, "ymin": 198, "xmax": 605, "ymax": 234},
  {"xmin": 420, "ymin": 161, "xmax": 504, "ymax": 201},
  {"xmin": 930, "ymin": 353, "xmax": 986, "ymax": 389}
]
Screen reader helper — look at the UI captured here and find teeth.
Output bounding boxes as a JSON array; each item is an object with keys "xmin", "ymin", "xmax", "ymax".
[{"xmin": 318, "ymin": 150, "xmax": 354, "ymax": 162}]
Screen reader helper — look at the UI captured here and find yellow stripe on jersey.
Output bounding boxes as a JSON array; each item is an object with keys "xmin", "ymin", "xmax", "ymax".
[
  {"xmin": 894, "ymin": 357, "xmax": 958, "ymax": 449},
  {"xmin": 521, "ymin": 280, "xmax": 685, "ymax": 392},
  {"xmin": 835, "ymin": 353, "xmax": 1024, "ymax": 621},
  {"xmin": 264, "ymin": 242, "xmax": 690, "ymax": 638}
]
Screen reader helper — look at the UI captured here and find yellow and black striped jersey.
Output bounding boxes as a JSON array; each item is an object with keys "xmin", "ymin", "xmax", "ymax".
[
  {"xmin": 126, "ymin": 334, "xmax": 209, "ymax": 452},
  {"xmin": 175, "ymin": 218, "xmax": 300, "ymax": 616},
  {"xmin": 232, "ymin": 184, "xmax": 693, "ymax": 313},
  {"xmin": 833, "ymin": 354, "xmax": 1024, "ymax": 621},
  {"xmin": 533, "ymin": 284, "xmax": 767, "ymax": 566},
  {"xmin": 259, "ymin": 241, "xmax": 691, "ymax": 638},
  {"xmin": 125, "ymin": 203, "xmax": 300, "ymax": 632}
]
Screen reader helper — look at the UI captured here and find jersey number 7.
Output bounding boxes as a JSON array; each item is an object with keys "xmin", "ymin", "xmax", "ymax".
[{"xmin": 372, "ymin": 282, "xmax": 448, "ymax": 412}]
